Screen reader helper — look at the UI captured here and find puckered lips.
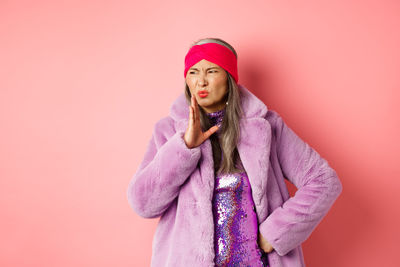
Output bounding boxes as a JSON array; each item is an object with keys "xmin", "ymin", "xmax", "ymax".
[{"xmin": 198, "ymin": 90, "xmax": 209, "ymax": 98}]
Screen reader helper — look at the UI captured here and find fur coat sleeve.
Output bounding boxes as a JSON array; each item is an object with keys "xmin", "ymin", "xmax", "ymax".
[
  {"xmin": 127, "ymin": 116, "xmax": 201, "ymax": 218},
  {"xmin": 259, "ymin": 111, "xmax": 343, "ymax": 256}
]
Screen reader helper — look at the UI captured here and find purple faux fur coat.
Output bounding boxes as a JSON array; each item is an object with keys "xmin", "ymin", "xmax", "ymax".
[{"xmin": 127, "ymin": 84, "xmax": 342, "ymax": 267}]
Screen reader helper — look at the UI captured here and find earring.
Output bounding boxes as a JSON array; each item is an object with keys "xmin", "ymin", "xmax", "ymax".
[{"xmin": 226, "ymin": 101, "xmax": 229, "ymax": 105}]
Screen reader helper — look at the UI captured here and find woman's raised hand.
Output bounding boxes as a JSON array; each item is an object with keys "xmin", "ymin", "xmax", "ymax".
[{"xmin": 184, "ymin": 94, "xmax": 219, "ymax": 149}]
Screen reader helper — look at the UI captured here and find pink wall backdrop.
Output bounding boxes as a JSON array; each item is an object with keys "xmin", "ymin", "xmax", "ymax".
[{"xmin": 1, "ymin": 0, "xmax": 399, "ymax": 266}]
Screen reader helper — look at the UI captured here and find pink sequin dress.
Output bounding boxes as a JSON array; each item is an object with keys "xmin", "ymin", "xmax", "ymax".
[{"xmin": 207, "ymin": 108, "xmax": 269, "ymax": 267}]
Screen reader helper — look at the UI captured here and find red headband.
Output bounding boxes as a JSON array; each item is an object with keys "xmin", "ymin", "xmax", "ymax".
[{"xmin": 184, "ymin": 42, "xmax": 238, "ymax": 83}]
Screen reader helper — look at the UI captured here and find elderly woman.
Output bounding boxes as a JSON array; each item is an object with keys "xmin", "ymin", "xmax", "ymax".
[{"xmin": 127, "ymin": 37, "xmax": 342, "ymax": 267}]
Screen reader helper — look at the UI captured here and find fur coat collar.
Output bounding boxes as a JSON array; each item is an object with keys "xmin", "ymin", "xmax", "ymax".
[{"xmin": 169, "ymin": 84, "xmax": 272, "ymax": 212}]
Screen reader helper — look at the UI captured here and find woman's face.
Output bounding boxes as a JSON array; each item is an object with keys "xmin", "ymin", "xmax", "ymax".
[{"xmin": 185, "ymin": 59, "xmax": 228, "ymax": 113}]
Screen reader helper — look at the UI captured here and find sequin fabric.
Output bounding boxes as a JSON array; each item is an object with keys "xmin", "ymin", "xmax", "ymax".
[{"xmin": 207, "ymin": 107, "xmax": 269, "ymax": 267}]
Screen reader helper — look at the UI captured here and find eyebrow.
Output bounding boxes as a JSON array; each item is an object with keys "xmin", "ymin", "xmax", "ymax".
[{"xmin": 189, "ymin": 67, "xmax": 219, "ymax": 71}]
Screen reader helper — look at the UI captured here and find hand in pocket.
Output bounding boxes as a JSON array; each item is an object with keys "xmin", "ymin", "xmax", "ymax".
[{"xmin": 258, "ymin": 231, "xmax": 274, "ymax": 253}]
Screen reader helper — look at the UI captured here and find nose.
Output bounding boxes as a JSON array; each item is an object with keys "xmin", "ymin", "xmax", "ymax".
[{"xmin": 198, "ymin": 73, "xmax": 208, "ymax": 86}]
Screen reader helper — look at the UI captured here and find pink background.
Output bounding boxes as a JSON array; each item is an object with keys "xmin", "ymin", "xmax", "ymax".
[{"xmin": 1, "ymin": 0, "xmax": 399, "ymax": 266}]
